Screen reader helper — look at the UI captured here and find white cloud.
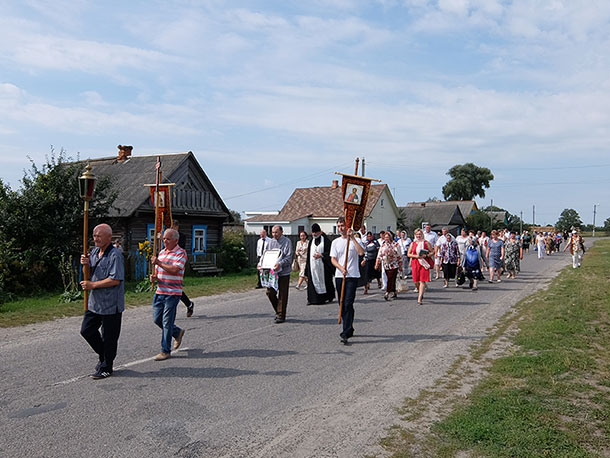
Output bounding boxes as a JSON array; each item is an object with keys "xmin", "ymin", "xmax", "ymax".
[
  {"xmin": 0, "ymin": 17, "xmax": 185, "ymax": 80},
  {"xmin": 81, "ymin": 91, "xmax": 107, "ymax": 106}
]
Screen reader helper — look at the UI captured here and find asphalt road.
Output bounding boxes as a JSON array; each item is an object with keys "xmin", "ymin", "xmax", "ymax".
[{"xmin": 0, "ymin": 248, "xmax": 574, "ymax": 458}]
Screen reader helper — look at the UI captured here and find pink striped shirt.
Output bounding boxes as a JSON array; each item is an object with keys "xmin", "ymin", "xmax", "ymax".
[{"xmin": 155, "ymin": 246, "xmax": 187, "ymax": 295}]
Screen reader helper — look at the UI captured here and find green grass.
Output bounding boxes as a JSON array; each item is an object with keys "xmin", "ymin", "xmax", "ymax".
[
  {"xmin": 382, "ymin": 238, "xmax": 610, "ymax": 457},
  {"xmin": 0, "ymin": 270, "xmax": 263, "ymax": 328}
]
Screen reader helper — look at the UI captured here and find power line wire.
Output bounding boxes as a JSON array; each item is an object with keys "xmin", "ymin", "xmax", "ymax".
[{"xmin": 223, "ymin": 161, "xmax": 353, "ymax": 200}]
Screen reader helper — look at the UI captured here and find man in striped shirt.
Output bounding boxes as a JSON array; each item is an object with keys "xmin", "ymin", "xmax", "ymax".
[{"xmin": 150, "ymin": 228, "xmax": 187, "ymax": 361}]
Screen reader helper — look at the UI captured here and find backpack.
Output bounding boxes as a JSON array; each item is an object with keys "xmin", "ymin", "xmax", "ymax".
[{"xmin": 465, "ymin": 246, "xmax": 479, "ymax": 268}]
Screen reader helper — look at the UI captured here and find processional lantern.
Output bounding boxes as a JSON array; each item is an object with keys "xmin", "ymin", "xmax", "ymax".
[
  {"xmin": 79, "ymin": 162, "xmax": 96, "ymax": 310},
  {"xmin": 79, "ymin": 162, "xmax": 96, "ymax": 201}
]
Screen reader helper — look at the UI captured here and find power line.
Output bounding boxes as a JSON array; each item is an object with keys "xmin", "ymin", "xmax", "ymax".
[{"xmin": 223, "ymin": 161, "xmax": 353, "ymax": 200}]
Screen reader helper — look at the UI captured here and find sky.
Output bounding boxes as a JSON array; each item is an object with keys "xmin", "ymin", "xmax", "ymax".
[{"xmin": 1, "ymin": 0, "xmax": 609, "ymax": 227}]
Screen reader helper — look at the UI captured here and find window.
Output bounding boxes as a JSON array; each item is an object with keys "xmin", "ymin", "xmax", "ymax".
[
  {"xmin": 381, "ymin": 198, "xmax": 385, "ymax": 207},
  {"xmin": 387, "ymin": 226, "xmax": 391, "ymax": 232},
  {"xmin": 372, "ymin": 225, "xmax": 377, "ymax": 234},
  {"xmin": 147, "ymin": 224, "xmax": 164, "ymax": 249},
  {"xmin": 192, "ymin": 225, "xmax": 207, "ymax": 253},
  {"xmin": 298, "ymin": 225, "xmax": 304, "ymax": 234},
  {"xmin": 332, "ymin": 225, "xmax": 337, "ymax": 234}
]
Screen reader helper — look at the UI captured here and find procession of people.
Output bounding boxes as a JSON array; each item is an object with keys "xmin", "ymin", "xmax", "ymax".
[{"xmin": 79, "ymin": 217, "xmax": 587, "ymax": 379}]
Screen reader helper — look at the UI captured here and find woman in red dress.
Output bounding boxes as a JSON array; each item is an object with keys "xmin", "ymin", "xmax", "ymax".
[{"xmin": 408, "ymin": 228, "xmax": 434, "ymax": 304}]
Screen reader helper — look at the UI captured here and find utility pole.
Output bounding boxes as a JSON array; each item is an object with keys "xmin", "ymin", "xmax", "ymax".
[
  {"xmin": 532, "ymin": 205, "xmax": 535, "ymax": 226},
  {"xmin": 593, "ymin": 204, "xmax": 598, "ymax": 236},
  {"xmin": 520, "ymin": 211, "xmax": 523, "ymax": 234}
]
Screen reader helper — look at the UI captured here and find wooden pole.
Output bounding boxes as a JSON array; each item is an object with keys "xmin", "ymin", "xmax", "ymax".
[
  {"xmin": 82, "ymin": 200, "xmax": 89, "ymax": 310},
  {"xmin": 151, "ymin": 157, "xmax": 161, "ymax": 282}
]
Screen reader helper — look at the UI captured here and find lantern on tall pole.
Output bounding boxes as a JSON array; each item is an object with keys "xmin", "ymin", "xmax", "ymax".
[{"xmin": 79, "ymin": 162, "xmax": 96, "ymax": 311}]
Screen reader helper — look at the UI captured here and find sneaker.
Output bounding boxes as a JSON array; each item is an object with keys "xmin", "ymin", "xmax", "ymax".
[
  {"xmin": 186, "ymin": 301, "xmax": 194, "ymax": 318},
  {"xmin": 173, "ymin": 329, "xmax": 185, "ymax": 350},
  {"xmin": 153, "ymin": 352, "xmax": 171, "ymax": 361},
  {"xmin": 90, "ymin": 369, "xmax": 112, "ymax": 380}
]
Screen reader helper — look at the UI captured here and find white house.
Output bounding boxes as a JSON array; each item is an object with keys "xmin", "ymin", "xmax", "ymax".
[{"xmin": 244, "ymin": 180, "xmax": 400, "ymax": 235}]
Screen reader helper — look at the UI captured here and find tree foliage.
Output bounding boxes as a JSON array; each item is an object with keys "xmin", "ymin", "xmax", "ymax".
[
  {"xmin": 555, "ymin": 209, "xmax": 583, "ymax": 231},
  {"xmin": 228, "ymin": 209, "xmax": 242, "ymax": 224},
  {"xmin": 442, "ymin": 163, "xmax": 494, "ymax": 201},
  {"xmin": 604, "ymin": 217, "xmax": 610, "ymax": 232},
  {"xmin": 466, "ymin": 210, "xmax": 492, "ymax": 233},
  {"xmin": 0, "ymin": 149, "xmax": 117, "ymax": 300}
]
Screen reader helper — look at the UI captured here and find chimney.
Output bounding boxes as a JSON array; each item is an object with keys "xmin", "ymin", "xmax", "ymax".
[
  {"xmin": 331, "ymin": 179, "xmax": 339, "ymax": 189},
  {"xmin": 117, "ymin": 145, "xmax": 133, "ymax": 161}
]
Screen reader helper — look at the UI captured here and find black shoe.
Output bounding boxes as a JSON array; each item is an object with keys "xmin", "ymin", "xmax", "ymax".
[
  {"xmin": 90, "ymin": 369, "xmax": 112, "ymax": 380},
  {"xmin": 340, "ymin": 337, "xmax": 349, "ymax": 345},
  {"xmin": 186, "ymin": 301, "xmax": 194, "ymax": 318},
  {"xmin": 255, "ymin": 285, "xmax": 263, "ymax": 289},
  {"xmin": 95, "ymin": 361, "xmax": 103, "ymax": 372},
  {"xmin": 274, "ymin": 317, "xmax": 285, "ymax": 324}
]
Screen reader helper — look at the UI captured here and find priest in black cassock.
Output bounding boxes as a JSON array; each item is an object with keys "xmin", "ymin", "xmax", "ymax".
[{"xmin": 305, "ymin": 224, "xmax": 336, "ymax": 305}]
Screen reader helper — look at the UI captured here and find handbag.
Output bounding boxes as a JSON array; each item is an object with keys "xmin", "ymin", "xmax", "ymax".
[
  {"xmin": 292, "ymin": 258, "xmax": 299, "ymax": 272},
  {"xmin": 396, "ymin": 273, "xmax": 409, "ymax": 292},
  {"xmin": 456, "ymin": 270, "xmax": 466, "ymax": 285}
]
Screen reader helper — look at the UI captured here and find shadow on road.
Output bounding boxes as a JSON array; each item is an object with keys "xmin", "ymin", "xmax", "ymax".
[
  {"xmin": 116, "ymin": 365, "xmax": 300, "ymax": 379},
  {"xmin": 350, "ymin": 332, "xmax": 481, "ymax": 345}
]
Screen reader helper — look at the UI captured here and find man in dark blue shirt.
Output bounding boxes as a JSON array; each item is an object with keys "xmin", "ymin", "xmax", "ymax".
[{"xmin": 80, "ymin": 223, "xmax": 125, "ymax": 380}]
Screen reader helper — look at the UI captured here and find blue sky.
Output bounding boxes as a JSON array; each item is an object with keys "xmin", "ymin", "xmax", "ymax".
[{"xmin": 1, "ymin": 0, "xmax": 609, "ymax": 226}]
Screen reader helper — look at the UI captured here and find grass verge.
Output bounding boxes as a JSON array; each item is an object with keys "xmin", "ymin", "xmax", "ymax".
[
  {"xmin": 0, "ymin": 270, "xmax": 262, "ymax": 328},
  {"xmin": 380, "ymin": 238, "xmax": 610, "ymax": 457}
]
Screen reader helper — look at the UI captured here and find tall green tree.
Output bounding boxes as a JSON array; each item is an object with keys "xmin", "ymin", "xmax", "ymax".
[
  {"xmin": 442, "ymin": 163, "xmax": 494, "ymax": 201},
  {"xmin": 465, "ymin": 210, "xmax": 492, "ymax": 233},
  {"xmin": 555, "ymin": 209, "xmax": 583, "ymax": 231},
  {"xmin": 604, "ymin": 217, "xmax": 610, "ymax": 232},
  {"xmin": 0, "ymin": 150, "xmax": 117, "ymax": 296}
]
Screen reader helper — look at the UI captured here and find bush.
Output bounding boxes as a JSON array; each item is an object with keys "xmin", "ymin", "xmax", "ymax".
[{"xmin": 214, "ymin": 229, "xmax": 249, "ymax": 273}]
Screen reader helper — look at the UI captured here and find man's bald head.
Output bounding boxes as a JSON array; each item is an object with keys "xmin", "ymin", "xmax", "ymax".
[{"xmin": 93, "ymin": 224, "xmax": 113, "ymax": 249}]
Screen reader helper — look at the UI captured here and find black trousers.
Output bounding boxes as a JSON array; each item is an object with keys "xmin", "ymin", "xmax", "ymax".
[
  {"xmin": 181, "ymin": 291, "xmax": 191, "ymax": 306},
  {"xmin": 80, "ymin": 310, "xmax": 122, "ymax": 372},
  {"xmin": 256, "ymin": 257, "xmax": 263, "ymax": 287},
  {"xmin": 335, "ymin": 277, "xmax": 358, "ymax": 339}
]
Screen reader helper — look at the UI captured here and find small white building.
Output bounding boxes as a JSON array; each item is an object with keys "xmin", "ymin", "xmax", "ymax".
[{"xmin": 244, "ymin": 180, "xmax": 400, "ymax": 235}]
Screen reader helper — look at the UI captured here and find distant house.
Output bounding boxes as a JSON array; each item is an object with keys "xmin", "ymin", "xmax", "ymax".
[
  {"xmin": 244, "ymin": 180, "xmax": 400, "ymax": 236},
  {"xmin": 486, "ymin": 211, "xmax": 508, "ymax": 226},
  {"xmin": 406, "ymin": 200, "xmax": 478, "ymax": 218},
  {"xmin": 80, "ymin": 147, "xmax": 231, "ymax": 268},
  {"xmin": 400, "ymin": 202, "xmax": 466, "ymax": 235}
]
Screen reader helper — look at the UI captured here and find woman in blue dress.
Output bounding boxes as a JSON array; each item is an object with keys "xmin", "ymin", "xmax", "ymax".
[{"xmin": 485, "ymin": 230, "xmax": 505, "ymax": 283}]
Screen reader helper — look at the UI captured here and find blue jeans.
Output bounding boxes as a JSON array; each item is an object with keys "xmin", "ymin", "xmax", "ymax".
[
  {"xmin": 335, "ymin": 277, "xmax": 358, "ymax": 339},
  {"xmin": 152, "ymin": 294, "xmax": 182, "ymax": 353}
]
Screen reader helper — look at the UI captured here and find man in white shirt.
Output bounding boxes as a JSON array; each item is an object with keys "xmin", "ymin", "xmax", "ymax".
[
  {"xmin": 424, "ymin": 224, "xmax": 438, "ymax": 246},
  {"xmin": 331, "ymin": 216, "xmax": 365, "ymax": 345},
  {"xmin": 255, "ymin": 229, "xmax": 271, "ymax": 289},
  {"xmin": 433, "ymin": 227, "xmax": 449, "ymax": 280}
]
